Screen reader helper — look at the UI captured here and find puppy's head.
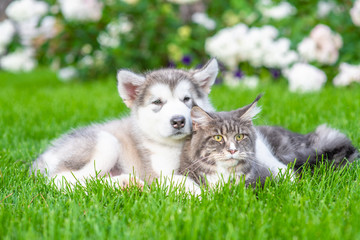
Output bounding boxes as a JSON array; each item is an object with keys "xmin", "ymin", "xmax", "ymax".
[{"xmin": 117, "ymin": 59, "xmax": 218, "ymax": 144}]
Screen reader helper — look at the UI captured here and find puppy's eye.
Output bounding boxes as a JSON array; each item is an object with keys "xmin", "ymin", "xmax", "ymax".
[
  {"xmin": 213, "ymin": 135, "xmax": 223, "ymax": 142},
  {"xmin": 235, "ymin": 134, "xmax": 245, "ymax": 141},
  {"xmin": 183, "ymin": 96, "xmax": 191, "ymax": 102},
  {"xmin": 152, "ymin": 99, "xmax": 163, "ymax": 105}
]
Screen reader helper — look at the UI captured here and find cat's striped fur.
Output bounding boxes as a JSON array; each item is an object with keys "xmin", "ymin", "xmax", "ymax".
[
  {"xmin": 179, "ymin": 95, "xmax": 358, "ymax": 187},
  {"xmin": 179, "ymin": 95, "xmax": 272, "ymax": 187}
]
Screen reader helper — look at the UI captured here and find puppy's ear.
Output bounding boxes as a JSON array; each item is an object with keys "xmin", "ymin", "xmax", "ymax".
[
  {"xmin": 192, "ymin": 58, "xmax": 218, "ymax": 94},
  {"xmin": 117, "ymin": 70, "xmax": 145, "ymax": 108},
  {"xmin": 191, "ymin": 106, "xmax": 213, "ymax": 131}
]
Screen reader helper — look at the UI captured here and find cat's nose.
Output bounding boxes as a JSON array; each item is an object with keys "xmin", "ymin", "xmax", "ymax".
[
  {"xmin": 170, "ymin": 116, "xmax": 185, "ymax": 129},
  {"xmin": 228, "ymin": 149, "xmax": 238, "ymax": 155}
]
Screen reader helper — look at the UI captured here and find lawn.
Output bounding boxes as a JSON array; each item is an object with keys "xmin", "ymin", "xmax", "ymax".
[{"xmin": 0, "ymin": 68, "xmax": 360, "ymax": 239}]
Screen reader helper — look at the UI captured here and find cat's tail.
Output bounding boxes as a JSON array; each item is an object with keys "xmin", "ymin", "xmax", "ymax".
[{"xmin": 295, "ymin": 124, "xmax": 359, "ymax": 168}]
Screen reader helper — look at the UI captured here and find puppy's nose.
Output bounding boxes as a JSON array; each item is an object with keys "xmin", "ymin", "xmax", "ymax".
[
  {"xmin": 170, "ymin": 116, "xmax": 185, "ymax": 129},
  {"xmin": 228, "ymin": 149, "xmax": 238, "ymax": 155}
]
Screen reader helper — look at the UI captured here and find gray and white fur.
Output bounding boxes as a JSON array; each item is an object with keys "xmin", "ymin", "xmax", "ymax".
[
  {"xmin": 257, "ymin": 124, "xmax": 359, "ymax": 171},
  {"xmin": 179, "ymin": 95, "xmax": 358, "ymax": 186},
  {"xmin": 179, "ymin": 95, "xmax": 272, "ymax": 187},
  {"xmin": 31, "ymin": 58, "xmax": 358, "ymax": 191},
  {"xmin": 31, "ymin": 59, "xmax": 219, "ymax": 191}
]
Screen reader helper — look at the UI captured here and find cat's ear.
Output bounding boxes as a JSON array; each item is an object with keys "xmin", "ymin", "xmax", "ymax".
[
  {"xmin": 237, "ymin": 94, "xmax": 263, "ymax": 121},
  {"xmin": 117, "ymin": 70, "xmax": 146, "ymax": 108},
  {"xmin": 191, "ymin": 106, "xmax": 213, "ymax": 131},
  {"xmin": 192, "ymin": 58, "xmax": 218, "ymax": 94}
]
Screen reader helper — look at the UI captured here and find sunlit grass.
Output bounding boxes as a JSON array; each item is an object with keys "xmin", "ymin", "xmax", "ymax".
[{"xmin": 0, "ymin": 68, "xmax": 359, "ymax": 239}]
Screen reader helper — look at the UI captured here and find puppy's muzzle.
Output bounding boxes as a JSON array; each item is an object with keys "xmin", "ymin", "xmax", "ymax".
[{"xmin": 170, "ymin": 116, "xmax": 185, "ymax": 130}]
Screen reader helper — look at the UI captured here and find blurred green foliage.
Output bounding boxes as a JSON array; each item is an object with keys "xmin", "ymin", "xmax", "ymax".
[{"xmin": 36, "ymin": 0, "xmax": 360, "ymax": 80}]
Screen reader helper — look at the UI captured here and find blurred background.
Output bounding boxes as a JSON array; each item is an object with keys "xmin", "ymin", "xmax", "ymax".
[{"xmin": 0, "ymin": 0, "xmax": 359, "ymax": 92}]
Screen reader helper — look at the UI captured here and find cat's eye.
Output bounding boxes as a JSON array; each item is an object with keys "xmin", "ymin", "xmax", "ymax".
[
  {"xmin": 235, "ymin": 134, "xmax": 245, "ymax": 141},
  {"xmin": 152, "ymin": 99, "xmax": 163, "ymax": 105},
  {"xmin": 213, "ymin": 135, "xmax": 223, "ymax": 142}
]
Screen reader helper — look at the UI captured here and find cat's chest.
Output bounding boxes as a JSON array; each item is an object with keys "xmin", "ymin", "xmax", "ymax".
[{"xmin": 205, "ymin": 162, "xmax": 238, "ymax": 185}]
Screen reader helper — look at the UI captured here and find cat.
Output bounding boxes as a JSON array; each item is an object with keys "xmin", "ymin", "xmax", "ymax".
[
  {"xmin": 179, "ymin": 95, "xmax": 273, "ymax": 187},
  {"xmin": 179, "ymin": 95, "xmax": 359, "ymax": 187}
]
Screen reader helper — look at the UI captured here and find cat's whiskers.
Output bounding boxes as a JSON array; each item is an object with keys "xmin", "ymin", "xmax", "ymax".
[
  {"xmin": 185, "ymin": 155, "xmax": 215, "ymax": 172},
  {"xmin": 243, "ymin": 156, "xmax": 271, "ymax": 169},
  {"xmin": 202, "ymin": 151, "xmax": 270, "ymax": 171},
  {"xmin": 191, "ymin": 160, "xmax": 217, "ymax": 173},
  {"xmin": 193, "ymin": 154, "xmax": 222, "ymax": 173}
]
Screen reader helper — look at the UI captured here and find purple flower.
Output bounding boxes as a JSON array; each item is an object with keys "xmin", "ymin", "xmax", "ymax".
[
  {"xmin": 214, "ymin": 76, "xmax": 223, "ymax": 85},
  {"xmin": 182, "ymin": 55, "xmax": 192, "ymax": 65},
  {"xmin": 233, "ymin": 69, "xmax": 244, "ymax": 79},
  {"xmin": 270, "ymin": 68, "xmax": 282, "ymax": 79}
]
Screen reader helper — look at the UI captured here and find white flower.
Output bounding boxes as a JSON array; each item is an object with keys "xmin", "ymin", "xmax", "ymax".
[
  {"xmin": 205, "ymin": 25, "xmax": 246, "ymax": 69},
  {"xmin": 333, "ymin": 63, "xmax": 360, "ymax": 86},
  {"xmin": 57, "ymin": 66, "xmax": 77, "ymax": 81},
  {"xmin": 281, "ymin": 51, "xmax": 298, "ymax": 67},
  {"xmin": 108, "ymin": 17, "xmax": 133, "ymax": 35},
  {"xmin": 38, "ymin": 16, "xmax": 57, "ymax": 39},
  {"xmin": 0, "ymin": 48, "xmax": 37, "ymax": 72},
  {"xmin": 311, "ymin": 24, "xmax": 342, "ymax": 64},
  {"xmin": 223, "ymin": 71, "xmax": 259, "ymax": 89},
  {"xmin": 97, "ymin": 16, "xmax": 133, "ymax": 48},
  {"xmin": 284, "ymin": 63, "xmax": 327, "ymax": 92},
  {"xmin": 297, "ymin": 24, "xmax": 342, "ymax": 65},
  {"xmin": 242, "ymin": 76, "xmax": 259, "ymax": 89},
  {"xmin": 79, "ymin": 55, "xmax": 94, "ymax": 67},
  {"xmin": 223, "ymin": 71, "xmax": 241, "ymax": 87},
  {"xmin": 206, "ymin": 24, "xmax": 296, "ymax": 70},
  {"xmin": 317, "ymin": 1, "xmax": 336, "ymax": 18},
  {"xmin": 260, "ymin": 25, "xmax": 279, "ymax": 39},
  {"xmin": 58, "ymin": 0, "xmax": 103, "ymax": 22},
  {"xmin": 297, "ymin": 37, "xmax": 316, "ymax": 62},
  {"xmin": 6, "ymin": 0, "xmax": 56, "ymax": 47},
  {"xmin": 192, "ymin": 12, "xmax": 216, "ymax": 30},
  {"xmin": 0, "ymin": 20, "xmax": 16, "ymax": 54},
  {"xmin": 17, "ymin": 16, "xmax": 57, "ymax": 46},
  {"xmin": 310, "ymin": 24, "xmax": 342, "ymax": 48},
  {"xmin": 350, "ymin": 0, "xmax": 360, "ymax": 26},
  {"xmin": 6, "ymin": 0, "xmax": 48, "ymax": 22},
  {"xmin": 259, "ymin": 1, "xmax": 296, "ymax": 20},
  {"xmin": 97, "ymin": 32, "xmax": 120, "ymax": 48}
]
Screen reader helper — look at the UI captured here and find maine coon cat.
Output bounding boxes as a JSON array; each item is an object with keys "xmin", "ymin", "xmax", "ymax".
[
  {"xmin": 179, "ymin": 95, "xmax": 273, "ymax": 187},
  {"xmin": 179, "ymin": 95, "xmax": 358, "ymax": 187}
]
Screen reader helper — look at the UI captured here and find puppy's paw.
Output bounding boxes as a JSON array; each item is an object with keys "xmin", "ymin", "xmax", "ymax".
[{"xmin": 111, "ymin": 175, "xmax": 145, "ymax": 190}]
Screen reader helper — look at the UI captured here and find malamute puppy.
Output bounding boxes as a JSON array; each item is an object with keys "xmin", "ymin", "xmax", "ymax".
[{"xmin": 32, "ymin": 59, "xmax": 218, "ymax": 190}]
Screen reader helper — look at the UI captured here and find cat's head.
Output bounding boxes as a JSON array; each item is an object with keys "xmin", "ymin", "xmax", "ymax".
[{"xmin": 189, "ymin": 95, "xmax": 262, "ymax": 169}]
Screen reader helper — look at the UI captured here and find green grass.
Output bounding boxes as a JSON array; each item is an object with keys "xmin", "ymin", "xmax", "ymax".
[{"xmin": 1, "ymin": 68, "xmax": 360, "ymax": 239}]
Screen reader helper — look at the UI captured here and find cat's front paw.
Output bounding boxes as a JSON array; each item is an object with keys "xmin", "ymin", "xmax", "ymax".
[
  {"xmin": 183, "ymin": 180, "xmax": 202, "ymax": 196},
  {"xmin": 166, "ymin": 175, "xmax": 202, "ymax": 197}
]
